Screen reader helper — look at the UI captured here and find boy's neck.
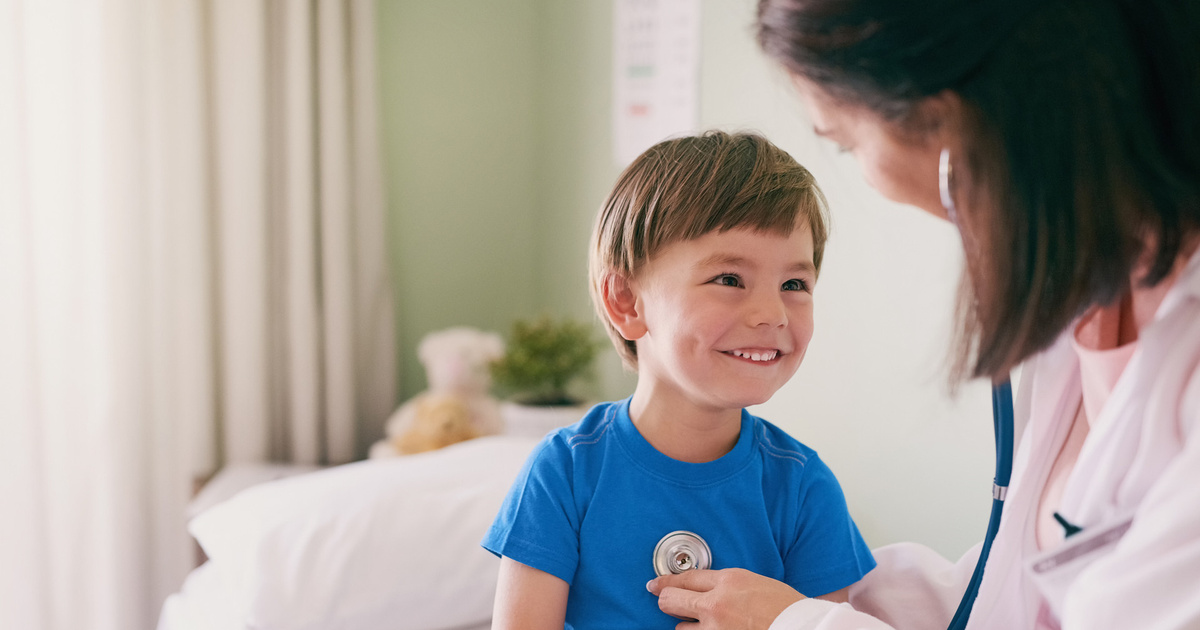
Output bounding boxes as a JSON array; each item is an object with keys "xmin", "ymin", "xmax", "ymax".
[{"xmin": 628, "ymin": 387, "xmax": 743, "ymax": 464}]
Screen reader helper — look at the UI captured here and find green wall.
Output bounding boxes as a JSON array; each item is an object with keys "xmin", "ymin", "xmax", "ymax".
[
  {"xmin": 377, "ymin": 0, "xmax": 543, "ymax": 400},
  {"xmin": 377, "ymin": 0, "xmax": 635, "ymax": 401},
  {"xmin": 530, "ymin": 2, "xmax": 637, "ymax": 401}
]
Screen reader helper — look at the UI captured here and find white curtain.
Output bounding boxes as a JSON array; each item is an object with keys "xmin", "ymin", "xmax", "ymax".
[{"xmin": 0, "ymin": 0, "xmax": 397, "ymax": 628}]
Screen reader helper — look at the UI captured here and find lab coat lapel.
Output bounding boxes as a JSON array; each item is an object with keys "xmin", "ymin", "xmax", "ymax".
[
  {"xmin": 968, "ymin": 335, "xmax": 1079, "ymax": 630},
  {"xmin": 1063, "ymin": 247, "xmax": 1200, "ymax": 526}
]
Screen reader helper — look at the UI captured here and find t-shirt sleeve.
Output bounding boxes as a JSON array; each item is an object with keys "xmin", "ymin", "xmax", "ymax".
[
  {"xmin": 784, "ymin": 456, "xmax": 877, "ymax": 596},
  {"xmin": 480, "ymin": 435, "xmax": 581, "ymax": 585}
]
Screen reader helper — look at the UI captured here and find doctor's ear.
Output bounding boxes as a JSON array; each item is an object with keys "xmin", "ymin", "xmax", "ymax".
[
  {"xmin": 914, "ymin": 90, "xmax": 965, "ymax": 141},
  {"xmin": 601, "ymin": 273, "xmax": 647, "ymax": 341}
]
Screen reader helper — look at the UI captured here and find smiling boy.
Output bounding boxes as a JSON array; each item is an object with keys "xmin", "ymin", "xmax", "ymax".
[{"xmin": 483, "ymin": 131, "xmax": 876, "ymax": 629}]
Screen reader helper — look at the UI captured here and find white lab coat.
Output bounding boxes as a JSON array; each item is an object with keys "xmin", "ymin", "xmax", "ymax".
[{"xmin": 771, "ymin": 248, "xmax": 1200, "ymax": 630}]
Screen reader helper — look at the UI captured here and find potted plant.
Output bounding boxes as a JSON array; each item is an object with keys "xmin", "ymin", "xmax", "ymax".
[{"xmin": 491, "ymin": 316, "xmax": 600, "ymax": 436}]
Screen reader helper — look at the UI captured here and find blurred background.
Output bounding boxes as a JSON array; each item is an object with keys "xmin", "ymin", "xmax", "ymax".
[{"xmin": 1, "ymin": 1, "xmax": 995, "ymax": 628}]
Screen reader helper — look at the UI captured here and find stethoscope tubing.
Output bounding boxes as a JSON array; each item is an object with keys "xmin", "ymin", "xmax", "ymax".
[{"xmin": 947, "ymin": 379, "xmax": 1015, "ymax": 630}]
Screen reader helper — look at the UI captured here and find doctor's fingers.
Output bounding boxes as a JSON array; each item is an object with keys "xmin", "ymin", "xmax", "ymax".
[
  {"xmin": 649, "ymin": 568, "xmax": 723, "ymax": 595},
  {"xmin": 653, "ymin": 568, "xmax": 803, "ymax": 630}
]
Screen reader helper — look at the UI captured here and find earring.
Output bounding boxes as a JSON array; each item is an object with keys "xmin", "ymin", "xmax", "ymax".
[{"xmin": 939, "ymin": 147, "xmax": 958, "ymax": 225}]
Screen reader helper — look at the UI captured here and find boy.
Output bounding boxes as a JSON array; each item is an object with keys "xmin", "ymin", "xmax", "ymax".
[{"xmin": 483, "ymin": 131, "xmax": 875, "ymax": 629}]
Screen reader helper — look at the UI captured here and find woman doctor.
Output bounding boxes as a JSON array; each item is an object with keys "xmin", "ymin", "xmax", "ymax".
[{"xmin": 647, "ymin": 0, "xmax": 1200, "ymax": 628}]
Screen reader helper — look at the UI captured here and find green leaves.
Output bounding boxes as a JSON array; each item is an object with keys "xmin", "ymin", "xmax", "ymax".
[{"xmin": 490, "ymin": 316, "xmax": 600, "ymax": 406}]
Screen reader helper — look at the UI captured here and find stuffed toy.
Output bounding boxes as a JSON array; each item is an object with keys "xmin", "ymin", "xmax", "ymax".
[{"xmin": 369, "ymin": 327, "xmax": 505, "ymax": 457}]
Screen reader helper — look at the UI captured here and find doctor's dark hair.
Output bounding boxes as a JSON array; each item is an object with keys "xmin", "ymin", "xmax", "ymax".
[
  {"xmin": 589, "ymin": 130, "xmax": 829, "ymax": 370},
  {"xmin": 758, "ymin": 0, "xmax": 1200, "ymax": 380}
]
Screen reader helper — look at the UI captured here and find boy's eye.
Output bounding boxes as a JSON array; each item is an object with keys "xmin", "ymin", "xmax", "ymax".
[
  {"xmin": 710, "ymin": 274, "xmax": 743, "ymax": 288},
  {"xmin": 782, "ymin": 279, "xmax": 810, "ymax": 292}
]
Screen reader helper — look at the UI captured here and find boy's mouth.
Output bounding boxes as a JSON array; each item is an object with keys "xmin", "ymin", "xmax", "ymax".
[{"xmin": 725, "ymin": 349, "xmax": 780, "ymax": 362}]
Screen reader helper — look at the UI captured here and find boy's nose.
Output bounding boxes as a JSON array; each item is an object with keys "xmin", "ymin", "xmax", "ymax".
[{"xmin": 747, "ymin": 290, "xmax": 787, "ymax": 328}]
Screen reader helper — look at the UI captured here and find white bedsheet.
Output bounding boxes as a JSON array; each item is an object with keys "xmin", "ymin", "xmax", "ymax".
[
  {"xmin": 157, "ymin": 435, "xmax": 548, "ymax": 630},
  {"xmin": 158, "ymin": 561, "xmax": 493, "ymax": 630},
  {"xmin": 157, "ymin": 562, "xmax": 245, "ymax": 630}
]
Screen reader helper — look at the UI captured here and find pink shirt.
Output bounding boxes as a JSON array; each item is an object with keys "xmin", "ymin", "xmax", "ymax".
[
  {"xmin": 1034, "ymin": 310, "xmax": 1140, "ymax": 551},
  {"xmin": 1071, "ymin": 311, "xmax": 1138, "ymax": 424}
]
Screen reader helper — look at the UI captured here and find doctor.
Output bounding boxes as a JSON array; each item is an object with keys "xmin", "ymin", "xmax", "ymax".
[{"xmin": 648, "ymin": 0, "xmax": 1200, "ymax": 628}]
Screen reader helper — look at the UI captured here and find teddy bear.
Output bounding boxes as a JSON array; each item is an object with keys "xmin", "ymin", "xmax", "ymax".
[{"xmin": 369, "ymin": 326, "xmax": 506, "ymax": 457}]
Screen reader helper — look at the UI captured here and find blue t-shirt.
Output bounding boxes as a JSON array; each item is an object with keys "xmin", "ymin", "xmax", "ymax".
[{"xmin": 482, "ymin": 399, "xmax": 876, "ymax": 629}]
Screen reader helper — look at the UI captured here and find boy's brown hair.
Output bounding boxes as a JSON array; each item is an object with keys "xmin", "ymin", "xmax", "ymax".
[{"xmin": 589, "ymin": 130, "xmax": 829, "ymax": 369}]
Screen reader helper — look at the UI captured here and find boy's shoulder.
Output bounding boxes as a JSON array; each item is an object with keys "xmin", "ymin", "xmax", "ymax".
[
  {"xmin": 519, "ymin": 401, "xmax": 630, "ymax": 486},
  {"xmin": 535, "ymin": 399, "xmax": 625, "ymax": 455},
  {"xmin": 746, "ymin": 413, "xmax": 846, "ymax": 508},
  {"xmin": 746, "ymin": 412, "xmax": 823, "ymax": 471}
]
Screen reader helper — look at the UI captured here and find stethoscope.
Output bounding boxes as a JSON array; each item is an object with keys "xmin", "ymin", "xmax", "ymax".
[
  {"xmin": 652, "ymin": 380, "xmax": 1015, "ymax": 630},
  {"xmin": 947, "ymin": 379, "xmax": 1014, "ymax": 630},
  {"xmin": 938, "ymin": 151, "xmax": 1016, "ymax": 628}
]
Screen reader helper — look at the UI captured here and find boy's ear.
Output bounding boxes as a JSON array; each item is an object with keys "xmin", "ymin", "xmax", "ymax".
[{"xmin": 601, "ymin": 273, "xmax": 647, "ymax": 341}]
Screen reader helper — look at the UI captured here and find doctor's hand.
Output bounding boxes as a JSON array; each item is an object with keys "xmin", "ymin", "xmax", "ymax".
[{"xmin": 647, "ymin": 568, "xmax": 805, "ymax": 630}]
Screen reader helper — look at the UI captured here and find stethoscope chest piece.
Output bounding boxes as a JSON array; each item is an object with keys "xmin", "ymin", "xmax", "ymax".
[{"xmin": 653, "ymin": 530, "xmax": 712, "ymax": 577}]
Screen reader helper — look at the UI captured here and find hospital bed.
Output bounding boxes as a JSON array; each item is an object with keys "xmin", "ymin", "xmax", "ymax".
[{"xmin": 157, "ymin": 435, "xmax": 543, "ymax": 630}]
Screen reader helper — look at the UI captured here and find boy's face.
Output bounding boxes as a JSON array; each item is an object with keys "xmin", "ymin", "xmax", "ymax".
[{"xmin": 625, "ymin": 223, "xmax": 817, "ymax": 414}]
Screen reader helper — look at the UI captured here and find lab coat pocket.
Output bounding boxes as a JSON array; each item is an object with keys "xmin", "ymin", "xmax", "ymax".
[{"xmin": 1024, "ymin": 513, "xmax": 1134, "ymax": 622}]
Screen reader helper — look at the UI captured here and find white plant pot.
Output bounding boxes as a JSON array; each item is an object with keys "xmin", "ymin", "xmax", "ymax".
[{"xmin": 500, "ymin": 401, "xmax": 590, "ymax": 439}]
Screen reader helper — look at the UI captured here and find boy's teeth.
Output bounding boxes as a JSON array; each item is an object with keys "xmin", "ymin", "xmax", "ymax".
[{"xmin": 733, "ymin": 350, "xmax": 777, "ymax": 361}]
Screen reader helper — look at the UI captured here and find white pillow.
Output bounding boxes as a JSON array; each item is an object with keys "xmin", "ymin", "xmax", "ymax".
[
  {"xmin": 189, "ymin": 435, "xmax": 540, "ymax": 630},
  {"xmin": 158, "ymin": 561, "xmax": 248, "ymax": 630}
]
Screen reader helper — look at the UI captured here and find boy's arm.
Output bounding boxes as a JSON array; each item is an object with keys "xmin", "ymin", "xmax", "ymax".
[
  {"xmin": 492, "ymin": 556, "xmax": 569, "ymax": 630},
  {"xmin": 814, "ymin": 586, "xmax": 849, "ymax": 604}
]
